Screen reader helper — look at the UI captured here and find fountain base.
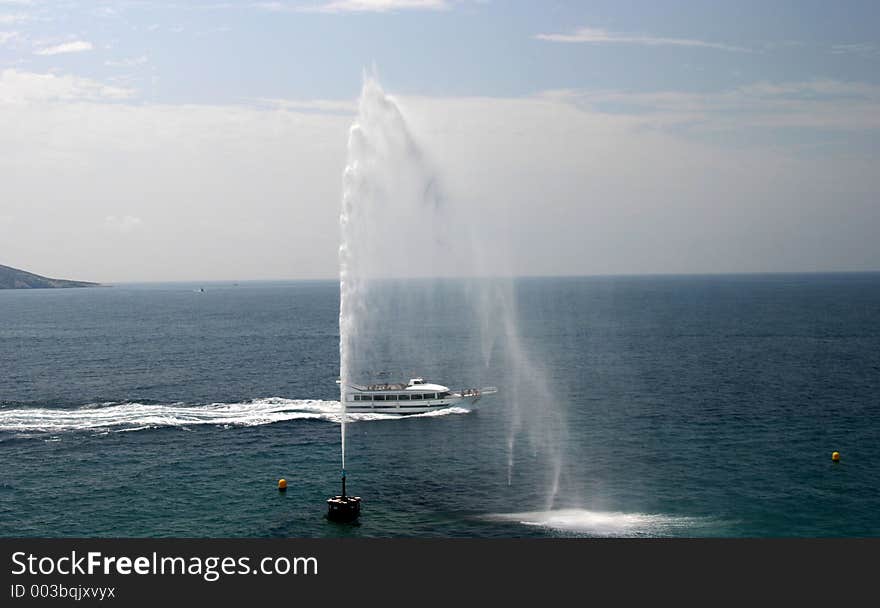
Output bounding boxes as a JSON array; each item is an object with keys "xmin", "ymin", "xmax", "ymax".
[
  {"xmin": 326, "ymin": 495, "xmax": 362, "ymax": 522},
  {"xmin": 326, "ymin": 473, "xmax": 361, "ymax": 522}
]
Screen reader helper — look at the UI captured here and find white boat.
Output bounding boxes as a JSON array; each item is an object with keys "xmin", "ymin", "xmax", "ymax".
[{"xmin": 340, "ymin": 377, "xmax": 497, "ymax": 414}]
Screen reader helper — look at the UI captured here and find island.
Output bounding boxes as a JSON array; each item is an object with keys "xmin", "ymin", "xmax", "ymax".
[{"xmin": 0, "ymin": 264, "xmax": 101, "ymax": 289}]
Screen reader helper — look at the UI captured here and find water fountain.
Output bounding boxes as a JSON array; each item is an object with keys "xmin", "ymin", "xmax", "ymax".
[{"xmin": 328, "ymin": 72, "xmax": 567, "ymax": 521}]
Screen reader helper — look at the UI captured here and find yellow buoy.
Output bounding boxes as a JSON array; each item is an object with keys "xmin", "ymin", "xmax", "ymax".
[
  {"xmin": 278, "ymin": 478, "xmax": 288, "ymax": 491},
  {"xmin": 831, "ymin": 452, "xmax": 840, "ymax": 463}
]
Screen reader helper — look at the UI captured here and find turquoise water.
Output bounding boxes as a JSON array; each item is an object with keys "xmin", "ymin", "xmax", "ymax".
[{"xmin": 1, "ymin": 274, "xmax": 878, "ymax": 537}]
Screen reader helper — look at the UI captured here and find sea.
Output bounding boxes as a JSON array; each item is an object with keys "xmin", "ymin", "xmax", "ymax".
[{"xmin": 1, "ymin": 274, "xmax": 878, "ymax": 537}]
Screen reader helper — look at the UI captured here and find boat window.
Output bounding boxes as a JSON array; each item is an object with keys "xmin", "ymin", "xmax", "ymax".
[
  {"xmin": 399, "ymin": 394, "xmax": 410, "ymax": 401},
  {"xmin": 375, "ymin": 395, "xmax": 385, "ymax": 401},
  {"xmin": 410, "ymin": 394, "xmax": 421, "ymax": 400},
  {"xmin": 353, "ymin": 395, "xmax": 360, "ymax": 401},
  {"xmin": 438, "ymin": 391, "xmax": 451, "ymax": 398}
]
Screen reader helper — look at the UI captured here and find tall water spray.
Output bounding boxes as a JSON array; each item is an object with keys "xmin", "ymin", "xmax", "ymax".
[
  {"xmin": 338, "ymin": 75, "xmax": 449, "ymax": 472},
  {"xmin": 338, "ymin": 74, "xmax": 568, "ymax": 509}
]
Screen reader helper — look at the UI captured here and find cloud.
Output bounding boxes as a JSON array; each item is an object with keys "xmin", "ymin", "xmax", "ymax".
[
  {"xmin": 1, "ymin": 74, "xmax": 878, "ymax": 281},
  {"xmin": 0, "ymin": 30, "xmax": 19, "ymax": 45},
  {"xmin": 0, "ymin": 88, "xmax": 351, "ymax": 281},
  {"xmin": 91, "ymin": 5, "xmax": 120, "ymax": 19},
  {"xmin": 263, "ymin": 0, "xmax": 450, "ymax": 13},
  {"xmin": 831, "ymin": 43, "xmax": 879, "ymax": 59},
  {"xmin": 534, "ymin": 26, "xmax": 751, "ymax": 53},
  {"xmin": 545, "ymin": 79, "xmax": 880, "ymax": 132},
  {"xmin": 0, "ymin": 69, "xmax": 134, "ymax": 103},
  {"xmin": 0, "ymin": 13, "xmax": 27, "ymax": 24},
  {"xmin": 255, "ymin": 97, "xmax": 357, "ymax": 114},
  {"xmin": 34, "ymin": 40, "xmax": 94, "ymax": 56},
  {"xmin": 104, "ymin": 216, "xmax": 143, "ymax": 234},
  {"xmin": 105, "ymin": 55, "xmax": 149, "ymax": 68}
]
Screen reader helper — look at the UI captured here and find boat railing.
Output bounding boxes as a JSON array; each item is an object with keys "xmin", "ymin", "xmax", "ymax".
[
  {"xmin": 363, "ymin": 383, "xmax": 407, "ymax": 391},
  {"xmin": 340, "ymin": 382, "xmax": 406, "ymax": 391},
  {"xmin": 459, "ymin": 387, "xmax": 499, "ymax": 397}
]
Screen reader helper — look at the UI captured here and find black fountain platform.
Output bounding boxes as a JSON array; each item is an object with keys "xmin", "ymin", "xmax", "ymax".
[{"xmin": 327, "ymin": 473, "xmax": 361, "ymax": 522}]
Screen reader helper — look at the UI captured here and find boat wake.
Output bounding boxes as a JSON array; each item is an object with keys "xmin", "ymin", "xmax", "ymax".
[
  {"xmin": 485, "ymin": 509, "xmax": 704, "ymax": 537},
  {"xmin": 0, "ymin": 398, "xmax": 471, "ymax": 436}
]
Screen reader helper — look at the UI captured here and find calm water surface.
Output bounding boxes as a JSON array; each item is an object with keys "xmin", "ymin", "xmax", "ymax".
[{"xmin": 1, "ymin": 274, "xmax": 878, "ymax": 537}]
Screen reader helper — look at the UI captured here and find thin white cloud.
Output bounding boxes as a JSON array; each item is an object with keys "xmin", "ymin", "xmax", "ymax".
[
  {"xmin": 104, "ymin": 215, "xmax": 143, "ymax": 234},
  {"xmin": 35, "ymin": 40, "xmax": 94, "ymax": 56},
  {"xmin": 831, "ymin": 43, "xmax": 879, "ymax": 59},
  {"xmin": 0, "ymin": 30, "xmax": 18, "ymax": 45},
  {"xmin": 0, "ymin": 69, "xmax": 134, "ymax": 103},
  {"xmin": 262, "ymin": 0, "xmax": 450, "ymax": 13},
  {"xmin": 0, "ymin": 13, "xmax": 28, "ymax": 24},
  {"xmin": 544, "ymin": 79, "xmax": 880, "ymax": 132},
  {"xmin": 105, "ymin": 55, "xmax": 149, "ymax": 68},
  {"xmin": 255, "ymin": 97, "xmax": 357, "ymax": 114},
  {"xmin": 91, "ymin": 5, "xmax": 120, "ymax": 19},
  {"xmin": 535, "ymin": 26, "xmax": 751, "ymax": 53}
]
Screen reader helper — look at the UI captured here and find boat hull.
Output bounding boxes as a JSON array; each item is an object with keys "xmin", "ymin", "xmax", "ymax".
[{"xmin": 342, "ymin": 396, "xmax": 473, "ymax": 415}]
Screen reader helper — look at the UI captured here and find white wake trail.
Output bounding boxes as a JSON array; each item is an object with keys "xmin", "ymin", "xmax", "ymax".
[{"xmin": 0, "ymin": 399, "xmax": 470, "ymax": 434}]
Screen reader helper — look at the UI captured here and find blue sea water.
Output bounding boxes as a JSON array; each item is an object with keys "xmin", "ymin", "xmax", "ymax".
[{"xmin": 1, "ymin": 274, "xmax": 878, "ymax": 537}]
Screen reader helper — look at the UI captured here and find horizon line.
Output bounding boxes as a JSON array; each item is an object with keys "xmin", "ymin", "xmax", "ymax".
[{"xmin": 92, "ymin": 269, "xmax": 880, "ymax": 285}]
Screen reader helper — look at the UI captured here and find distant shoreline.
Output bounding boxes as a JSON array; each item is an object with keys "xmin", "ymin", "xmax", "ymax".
[{"xmin": 0, "ymin": 264, "xmax": 101, "ymax": 290}]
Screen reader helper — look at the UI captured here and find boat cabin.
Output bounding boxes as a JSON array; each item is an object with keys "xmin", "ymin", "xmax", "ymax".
[{"xmin": 347, "ymin": 377, "xmax": 454, "ymax": 402}]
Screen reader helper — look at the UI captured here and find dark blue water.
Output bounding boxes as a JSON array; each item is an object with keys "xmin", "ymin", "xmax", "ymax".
[{"xmin": 1, "ymin": 275, "xmax": 878, "ymax": 537}]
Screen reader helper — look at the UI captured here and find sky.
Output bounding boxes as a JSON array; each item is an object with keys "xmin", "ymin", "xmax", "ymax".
[{"xmin": 1, "ymin": 0, "xmax": 879, "ymax": 282}]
